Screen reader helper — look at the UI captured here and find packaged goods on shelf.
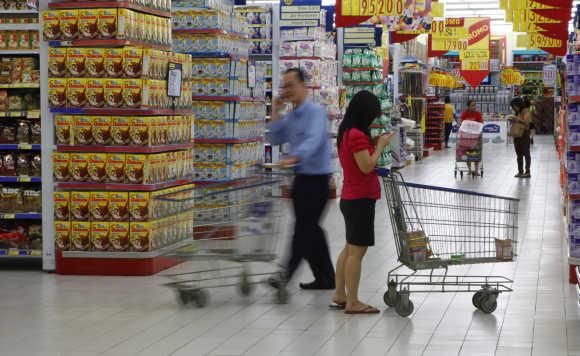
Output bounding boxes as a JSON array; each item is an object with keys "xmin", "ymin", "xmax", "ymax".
[
  {"xmin": 193, "ymin": 161, "xmax": 255, "ymax": 181},
  {"xmin": 0, "ymin": 119, "xmax": 40, "ymax": 143},
  {"xmin": 280, "ymin": 26, "xmax": 325, "ymax": 42},
  {"xmin": 52, "ymin": 150, "xmax": 193, "ymax": 184},
  {"xmin": 401, "ymin": 70, "xmax": 425, "ymax": 97},
  {"xmin": 191, "ymin": 100, "xmax": 265, "ymax": 121},
  {"xmin": 0, "ymin": 0, "xmax": 38, "ymax": 11},
  {"xmin": 0, "ymin": 187, "xmax": 40, "ymax": 213},
  {"xmin": 195, "ymin": 119, "xmax": 263, "ymax": 139},
  {"xmin": 235, "ymin": 6, "xmax": 272, "ymax": 55},
  {"xmin": 0, "ymin": 31, "xmax": 39, "ymax": 50},
  {"xmin": 0, "ymin": 151, "xmax": 40, "ymax": 176},
  {"xmin": 172, "ymin": 9, "xmax": 250, "ymax": 36},
  {"xmin": 0, "ymin": 56, "xmax": 39, "ymax": 85},
  {"xmin": 172, "ymin": 0, "xmax": 233, "ymax": 13},
  {"xmin": 173, "ymin": 33, "xmax": 250, "ymax": 56},
  {"xmin": 194, "ymin": 142, "xmax": 262, "ymax": 163},
  {"xmin": 0, "ymin": 220, "xmax": 42, "ymax": 251},
  {"xmin": 42, "ymin": 9, "xmax": 172, "ymax": 46}
]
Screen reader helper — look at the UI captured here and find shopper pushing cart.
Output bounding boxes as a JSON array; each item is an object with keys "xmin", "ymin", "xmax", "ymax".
[{"xmin": 455, "ymin": 99, "xmax": 484, "ymax": 178}]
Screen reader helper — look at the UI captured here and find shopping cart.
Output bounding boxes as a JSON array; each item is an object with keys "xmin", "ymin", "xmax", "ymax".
[
  {"xmin": 455, "ymin": 120, "xmax": 484, "ymax": 178},
  {"xmin": 159, "ymin": 172, "xmax": 288, "ymax": 307},
  {"xmin": 381, "ymin": 170, "xmax": 519, "ymax": 317}
]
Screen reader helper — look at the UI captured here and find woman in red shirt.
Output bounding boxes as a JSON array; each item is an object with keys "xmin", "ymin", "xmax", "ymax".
[
  {"xmin": 331, "ymin": 91, "xmax": 393, "ymax": 314},
  {"xmin": 460, "ymin": 99, "xmax": 483, "ymax": 176}
]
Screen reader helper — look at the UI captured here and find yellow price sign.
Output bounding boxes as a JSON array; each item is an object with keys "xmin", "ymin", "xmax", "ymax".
[
  {"xmin": 500, "ymin": 68, "xmax": 524, "ymax": 85},
  {"xmin": 341, "ymin": 0, "xmax": 405, "ymax": 16},
  {"xmin": 461, "ymin": 60, "xmax": 489, "ymax": 71},
  {"xmin": 17, "ymin": 176, "xmax": 31, "ymax": 182},
  {"xmin": 518, "ymin": 33, "xmax": 563, "ymax": 48}
]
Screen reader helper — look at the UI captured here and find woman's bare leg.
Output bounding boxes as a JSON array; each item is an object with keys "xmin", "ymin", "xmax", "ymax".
[
  {"xmin": 345, "ymin": 244, "xmax": 372, "ymax": 311},
  {"xmin": 332, "ymin": 245, "xmax": 348, "ymax": 304}
]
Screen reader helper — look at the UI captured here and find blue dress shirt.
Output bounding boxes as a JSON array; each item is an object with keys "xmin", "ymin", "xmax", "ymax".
[{"xmin": 268, "ymin": 100, "xmax": 332, "ymax": 175}]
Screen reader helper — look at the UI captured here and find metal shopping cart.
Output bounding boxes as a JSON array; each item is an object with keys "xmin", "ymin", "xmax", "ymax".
[
  {"xmin": 159, "ymin": 172, "xmax": 288, "ymax": 307},
  {"xmin": 381, "ymin": 170, "xmax": 519, "ymax": 317},
  {"xmin": 455, "ymin": 120, "xmax": 484, "ymax": 178}
]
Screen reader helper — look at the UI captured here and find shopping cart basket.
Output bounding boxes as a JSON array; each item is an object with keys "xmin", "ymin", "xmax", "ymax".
[
  {"xmin": 159, "ymin": 172, "xmax": 288, "ymax": 307},
  {"xmin": 455, "ymin": 120, "xmax": 484, "ymax": 178},
  {"xmin": 382, "ymin": 170, "xmax": 519, "ymax": 317}
]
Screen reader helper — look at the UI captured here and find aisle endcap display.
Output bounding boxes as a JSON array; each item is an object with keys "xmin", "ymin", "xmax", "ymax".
[{"xmin": 47, "ymin": 1, "xmax": 172, "ymax": 18}]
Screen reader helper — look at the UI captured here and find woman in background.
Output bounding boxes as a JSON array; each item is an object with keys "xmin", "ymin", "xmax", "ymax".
[
  {"xmin": 443, "ymin": 97, "xmax": 455, "ymax": 148},
  {"xmin": 460, "ymin": 99, "xmax": 483, "ymax": 176},
  {"xmin": 511, "ymin": 97, "xmax": 532, "ymax": 178}
]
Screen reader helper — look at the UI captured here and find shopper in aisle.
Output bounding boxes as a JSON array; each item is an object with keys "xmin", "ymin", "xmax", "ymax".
[
  {"xmin": 460, "ymin": 99, "xmax": 483, "ymax": 176},
  {"xmin": 267, "ymin": 68, "xmax": 336, "ymax": 291},
  {"xmin": 330, "ymin": 91, "xmax": 393, "ymax": 314},
  {"xmin": 510, "ymin": 97, "xmax": 532, "ymax": 178},
  {"xmin": 443, "ymin": 96, "xmax": 455, "ymax": 148}
]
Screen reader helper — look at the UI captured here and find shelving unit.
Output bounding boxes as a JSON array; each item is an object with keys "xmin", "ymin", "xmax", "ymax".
[
  {"xmin": 0, "ymin": 0, "xmax": 42, "ymax": 261},
  {"xmin": 425, "ymin": 97, "xmax": 445, "ymax": 150}
]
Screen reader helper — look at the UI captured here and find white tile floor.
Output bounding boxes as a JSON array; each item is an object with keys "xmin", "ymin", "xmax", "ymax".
[{"xmin": 1, "ymin": 136, "xmax": 579, "ymax": 356}]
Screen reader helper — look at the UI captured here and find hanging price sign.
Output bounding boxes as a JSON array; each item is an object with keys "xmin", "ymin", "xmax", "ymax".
[
  {"xmin": 500, "ymin": 68, "xmax": 524, "ymax": 86},
  {"xmin": 341, "ymin": 0, "xmax": 405, "ymax": 16}
]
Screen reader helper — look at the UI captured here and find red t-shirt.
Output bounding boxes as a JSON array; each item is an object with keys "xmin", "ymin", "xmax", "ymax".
[
  {"xmin": 339, "ymin": 128, "xmax": 381, "ymax": 200},
  {"xmin": 460, "ymin": 110, "xmax": 483, "ymax": 124}
]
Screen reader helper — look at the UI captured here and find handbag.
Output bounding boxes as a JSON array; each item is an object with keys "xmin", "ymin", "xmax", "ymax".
[{"xmin": 509, "ymin": 119, "xmax": 528, "ymax": 138}]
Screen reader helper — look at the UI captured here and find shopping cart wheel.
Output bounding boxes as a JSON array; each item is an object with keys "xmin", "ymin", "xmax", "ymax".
[
  {"xmin": 192, "ymin": 289, "xmax": 209, "ymax": 308},
  {"xmin": 383, "ymin": 281, "xmax": 399, "ymax": 307},
  {"xmin": 479, "ymin": 295, "xmax": 497, "ymax": 314},
  {"xmin": 472, "ymin": 291, "xmax": 485, "ymax": 309},
  {"xmin": 239, "ymin": 272, "xmax": 253, "ymax": 297},
  {"xmin": 176, "ymin": 289, "xmax": 195, "ymax": 307},
  {"xmin": 395, "ymin": 297, "xmax": 414, "ymax": 317},
  {"xmin": 276, "ymin": 287, "xmax": 289, "ymax": 304}
]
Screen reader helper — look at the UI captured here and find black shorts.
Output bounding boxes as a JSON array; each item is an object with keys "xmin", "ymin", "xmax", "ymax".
[{"xmin": 340, "ymin": 198, "xmax": 376, "ymax": 247}]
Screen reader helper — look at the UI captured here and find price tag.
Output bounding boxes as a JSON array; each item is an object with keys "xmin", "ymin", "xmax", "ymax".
[
  {"xmin": 18, "ymin": 144, "xmax": 32, "ymax": 150},
  {"xmin": 31, "ymin": 250, "xmax": 41, "ymax": 256},
  {"xmin": 17, "ymin": 176, "xmax": 31, "ymax": 182},
  {"xmin": 0, "ymin": 214, "xmax": 16, "ymax": 219},
  {"xmin": 166, "ymin": 62, "xmax": 182, "ymax": 98},
  {"xmin": 248, "ymin": 64, "xmax": 256, "ymax": 89},
  {"xmin": 8, "ymin": 249, "xmax": 19, "ymax": 256},
  {"xmin": 28, "ymin": 111, "xmax": 40, "ymax": 119},
  {"xmin": 341, "ymin": 0, "xmax": 405, "ymax": 16}
]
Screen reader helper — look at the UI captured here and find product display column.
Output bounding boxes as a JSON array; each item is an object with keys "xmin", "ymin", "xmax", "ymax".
[
  {"xmin": 0, "ymin": 0, "xmax": 42, "ymax": 259},
  {"xmin": 425, "ymin": 96, "xmax": 444, "ymax": 150},
  {"xmin": 43, "ymin": 1, "xmax": 196, "ymax": 275},
  {"xmin": 172, "ymin": 0, "xmax": 266, "ymax": 183}
]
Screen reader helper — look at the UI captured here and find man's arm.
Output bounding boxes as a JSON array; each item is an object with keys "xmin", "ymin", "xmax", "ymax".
[{"xmin": 290, "ymin": 107, "xmax": 327, "ymax": 162}]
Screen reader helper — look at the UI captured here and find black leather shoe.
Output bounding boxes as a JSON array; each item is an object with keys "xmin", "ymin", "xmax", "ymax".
[{"xmin": 299, "ymin": 281, "xmax": 335, "ymax": 290}]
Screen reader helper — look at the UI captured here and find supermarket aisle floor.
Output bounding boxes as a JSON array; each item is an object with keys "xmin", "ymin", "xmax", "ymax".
[{"xmin": 0, "ymin": 136, "xmax": 579, "ymax": 356}]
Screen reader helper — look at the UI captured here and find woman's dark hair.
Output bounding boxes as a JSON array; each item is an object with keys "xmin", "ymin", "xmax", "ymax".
[
  {"xmin": 467, "ymin": 99, "xmax": 476, "ymax": 108},
  {"xmin": 337, "ymin": 90, "xmax": 381, "ymax": 148},
  {"xmin": 444, "ymin": 96, "xmax": 451, "ymax": 104},
  {"xmin": 511, "ymin": 97, "xmax": 531, "ymax": 113}
]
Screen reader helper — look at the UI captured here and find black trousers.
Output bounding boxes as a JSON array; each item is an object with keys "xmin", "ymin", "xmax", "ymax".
[
  {"xmin": 514, "ymin": 132, "xmax": 531, "ymax": 174},
  {"xmin": 444, "ymin": 123, "xmax": 453, "ymax": 146},
  {"xmin": 286, "ymin": 174, "xmax": 335, "ymax": 285}
]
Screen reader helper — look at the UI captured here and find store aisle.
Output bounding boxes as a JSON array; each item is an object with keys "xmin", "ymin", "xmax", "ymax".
[{"xmin": 0, "ymin": 136, "xmax": 578, "ymax": 356}]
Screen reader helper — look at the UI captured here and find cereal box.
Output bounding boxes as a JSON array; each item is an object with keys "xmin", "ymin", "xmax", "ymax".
[
  {"xmin": 74, "ymin": 116, "xmax": 93, "ymax": 144},
  {"xmin": 55, "ymin": 115, "xmax": 73, "ymax": 145},
  {"xmin": 91, "ymin": 221, "xmax": 110, "ymax": 251},
  {"xmin": 125, "ymin": 154, "xmax": 146, "ymax": 184},
  {"xmin": 129, "ymin": 116, "xmax": 151, "ymax": 146},
  {"xmin": 54, "ymin": 191, "xmax": 70, "ymax": 221},
  {"xmin": 122, "ymin": 79, "xmax": 142, "ymax": 108},
  {"xmin": 70, "ymin": 153, "xmax": 89, "ymax": 182},
  {"xmin": 97, "ymin": 8, "xmax": 117, "ymax": 39},
  {"xmin": 86, "ymin": 78, "xmax": 105, "ymax": 108},
  {"xmin": 116, "ymin": 9, "xmax": 131, "ymax": 40},
  {"xmin": 42, "ymin": 10, "xmax": 60, "ymax": 40},
  {"xmin": 109, "ymin": 192, "xmax": 129, "ymax": 221},
  {"xmin": 130, "ymin": 221, "xmax": 150, "ymax": 252},
  {"xmin": 66, "ymin": 48, "xmax": 87, "ymax": 77},
  {"xmin": 48, "ymin": 78, "xmax": 67, "ymax": 107},
  {"xmin": 52, "ymin": 152, "xmax": 70, "ymax": 181},
  {"xmin": 31, "ymin": 31, "xmax": 39, "ymax": 49},
  {"xmin": 88, "ymin": 152, "xmax": 107, "ymax": 182},
  {"xmin": 79, "ymin": 9, "xmax": 99, "ymax": 39},
  {"xmin": 55, "ymin": 221, "xmax": 71, "ymax": 250},
  {"xmin": 129, "ymin": 191, "xmax": 150, "ymax": 221},
  {"xmin": 70, "ymin": 191, "xmax": 90, "ymax": 221},
  {"xmin": 71, "ymin": 221, "xmax": 91, "ymax": 251},
  {"xmin": 109, "ymin": 222, "xmax": 129, "ymax": 251},
  {"xmin": 48, "ymin": 47, "xmax": 67, "ymax": 77},
  {"xmin": 105, "ymin": 153, "xmax": 125, "ymax": 183},
  {"xmin": 104, "ymin": 48, "xmax": 123, "ymax": 77},
  {"xmin": 67, "ymin": 78, "xmax": 87, "ymax": 107},
  {"xmin": 123, "ymin": 47, "xmax": 143, "ymax": 78},
  {"xmin": 86, "ymin": 48, "xmax": 105, "ymax": 77},
  {"xmin": 111, "ymin": 116, "xmax": 130, "ymax": 145},
  {"xmin": 91, "ymin": 116, "xmax": 111, "ymax": 145},
  {"xmin": 59, "ymin": 10, "xmax": 79, "ymax": 40},
  {"xmin": 104, "ymin": 78, "xmax": 123, "ymax": 107},
  {"xmin": 90, "ymin": 191, "xmax": 109, "ymax": 221}
]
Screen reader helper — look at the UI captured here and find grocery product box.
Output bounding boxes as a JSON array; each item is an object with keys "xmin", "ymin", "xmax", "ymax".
[
  {"xmin": 54, "ymin": 221, "xmax": 71, "ymax": 250},
  {"xmin": 53, "ymin": 152, "xmax": 70, "ymax": 181},
  {"xmin": 90, "ymin": 191, "xmax": 109, "ymax": 221},
  {"xmin": 109, "ymin": 221, "xmax": 129, "ymax": 251},
  {"xmin": 91, "ymin": 221, "xmax": 110, "ymax": 251},
  {"xmin": 71, "ymin": 221, "xmax": 90, "ymax": 251},
  {"xmin": 109, "ymin": 192, "xmax": 129, "ymax": 222},
  {"xmin": 70, "ymin": 153, "xmax": 89, "ymax": 182}
]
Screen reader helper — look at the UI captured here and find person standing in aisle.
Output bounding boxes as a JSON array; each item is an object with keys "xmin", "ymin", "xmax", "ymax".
[
  {"xmin": 443, "ymin": 96, "xmax": 455, "ymax": 148},
  {"xmin": 510, "ymin": 97, "xmax": 532, "ymax": 178},
  {"xmin": 460, "ymin": 99, "xmax": 483, "ymax": 176},
  {"xmin": 267, "ymin": 68, "xmax": 336, "ymax": 290},
  {"xmin": 330, "ymin": 91, "xmax": 393, "ymax": 314}
]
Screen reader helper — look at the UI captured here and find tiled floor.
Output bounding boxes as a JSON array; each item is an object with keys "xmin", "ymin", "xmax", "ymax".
[{"xmin": 1, "ymin": 136, "xmax": 579, "ymax": 356}]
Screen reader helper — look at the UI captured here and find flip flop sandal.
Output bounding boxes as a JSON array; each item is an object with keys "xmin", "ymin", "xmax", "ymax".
[
  {"xmin": 328, "ymin": 302, "xmax": 346, "ymax": 310},
  {"xmin": 344, "ymin": 306, "xmax": 380, "ymax": 314}
]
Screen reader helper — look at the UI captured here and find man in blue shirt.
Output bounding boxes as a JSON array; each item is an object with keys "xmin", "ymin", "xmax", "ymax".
[{"xmin": 268, "ymin": 68, "xmax": 335, "ymax": 290}]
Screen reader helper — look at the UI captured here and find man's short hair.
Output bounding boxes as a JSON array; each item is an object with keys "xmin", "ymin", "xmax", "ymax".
[{"xmin": 284, "ymin": 68, "xmax": 306, "ymax": 83}]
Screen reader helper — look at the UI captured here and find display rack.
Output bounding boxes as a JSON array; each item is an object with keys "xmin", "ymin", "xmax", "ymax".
[
  {"xmin": 425, "ymin": 97, "xmax": 444, "ymax": 150},
  {"xmin": 0, "ymin": 0, "xmax": 42, "ymax": 260},
  {"xmin": 42, "ymin": 1, "xmax": 196, "ymax": 275}
]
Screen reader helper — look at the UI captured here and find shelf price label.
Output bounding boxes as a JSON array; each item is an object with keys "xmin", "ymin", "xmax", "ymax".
[
  {"xmin": 17, "ymin": 176, "xmax": 31, "ymax": 182},
  {"xmin": 0, "ymin": 214, "xmax": 16, "ymax": 219},
  {"xmin": 500, "ymin": 68, "xmax": 524, "ymax": 86},
  {"xmin": 17, "ymin": 144, "xmax": 32, "ymax": 150},
  {"xmin": 341, "ymin": 0, "xmax": 405, "ymax": 17}
]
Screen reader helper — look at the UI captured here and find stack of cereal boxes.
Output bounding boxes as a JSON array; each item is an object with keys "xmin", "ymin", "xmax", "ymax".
[{"xmin": 566, "ymin": 53, "xmax": 580, "ymax": 259}]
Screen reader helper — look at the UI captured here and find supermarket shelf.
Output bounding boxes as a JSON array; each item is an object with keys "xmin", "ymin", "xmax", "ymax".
[
  {"xmin": 343, "ymin": 67, "xmax": 382, "ymax": 72},
  {"xmin": 0, "ymin": 144, "xmax": 40, "ymax": 151},
  {"xmin": 48, "ymin": 39, "xmax": 171, "ymax": 51},
  {"xmin": 173, "ymin": 28, "xmax": 248, "ymax": 39},
  {"xmin": 569, "ymin": 146, "xmax": 580, "ymax": 152},
  {"xmin": 513, "ymin": 61, "xmax": 547, "ymax": 64},
  {"xmin": 57, "ymin": 143, "xmax": 193, "ymax": 153},
  {"xmin": 0, "ymin": 212, "xmax": 41, "ymax": 219},
  {"xmin": 57, "ymin": 178, "xmax": 193, "ymax": 192},
  {"xmin": 0, "ymin": 24, "xmax": 39, "ymax": 31},
  {"xmin": 0, "ymin": 249, "xmax": 41, "ymax": 258},
  {"xmin": 0, "ymin": 176, "xmax": 41, "ymax": 183},
  {"xmin": 50, "ymin": 107, "xmax": 193, "ymax": 116},
  {"xmin": 48, "ymin": 1, "xmax": 171, "ymax": 18},
  {"xmin": 62, "ymin": 238, "xmax": 192, "ymax": 260},
  {"xmin": 194, "ymin": 137, "xmax": 263, "ymax": 144},
  {"xmin": 343, "ymin": 81, "xmax": 383, "ymax": 86},
  {"xmin": 250, "ymin": 54, "xmax": 273, "ymax": 60},
  {"xmin": 192, "ymin": 95, "xmax": 263, "ymax": 102},
  {"xmin": 186, "ymin": 51, "xmax": 248, "ymax": 59},
  {"xmin": 0, "ymin": 49, "xmax": 39, "ymax": 55},
  {"xmin": 280, "ymin": 56, "xmax": 333, "ymax": 60},
  {"xmin": 0, "ymin": 83, "xmax": 39, "ymax": 89},
  {"xmin": 248, "ymin": 24, "xmax": 268, "ymax": 28},
  {"xmin": 0, "ymin": 9, "xmax": 38, "ymax": 14},
  {"xmin": 0, "ymin": 110, "xmax": 40, "ymax": 118}
]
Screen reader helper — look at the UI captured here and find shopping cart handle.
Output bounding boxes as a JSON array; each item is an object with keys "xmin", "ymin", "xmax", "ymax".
[{"xmin": 375, "ymin": 167, "xmax": 391, "ymax": 177}]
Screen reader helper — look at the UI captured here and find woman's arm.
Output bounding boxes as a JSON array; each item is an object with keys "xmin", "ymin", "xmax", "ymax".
[{"xmin": 352, "ymin": 133, "xmax": 393, "ymax": 174}]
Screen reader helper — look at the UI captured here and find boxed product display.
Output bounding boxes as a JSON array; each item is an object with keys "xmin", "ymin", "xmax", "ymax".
[
  {"xmin": 0, "ymin": 187, "xmax": 40, "ymax": 213},
  {"xmin": 0, "ymin": 220, "xmax": 42, "ymax": 251}
]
